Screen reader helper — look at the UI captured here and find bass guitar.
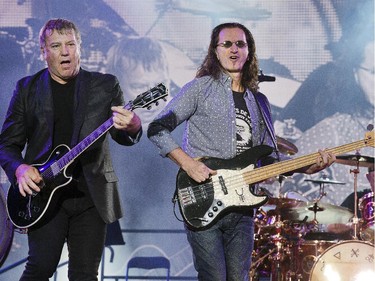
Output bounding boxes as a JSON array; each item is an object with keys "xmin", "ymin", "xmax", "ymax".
[
  {"xmin": 176, "ymin": 131, "xmax": 374, "ymax": 230},
  {"xmin": 7, "ymin": 83, "xmax": 168, "ymax": 229}
]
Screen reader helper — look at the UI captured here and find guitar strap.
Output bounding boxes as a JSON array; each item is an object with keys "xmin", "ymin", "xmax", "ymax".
[{"xmin": 253, "ymin": 92, "xmax": 280, "ymax": 159}]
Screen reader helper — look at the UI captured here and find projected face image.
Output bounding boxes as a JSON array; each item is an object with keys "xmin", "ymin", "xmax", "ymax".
[{"xmin": 121, "ymin": 63, "xmax": 171, "ymax": 127}]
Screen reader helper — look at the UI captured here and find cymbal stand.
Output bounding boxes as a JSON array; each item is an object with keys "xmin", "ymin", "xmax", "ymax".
[
  {"xmin": 317, "ymin": 173, "xmax": 328, "ymax": 201},
  {"xmin": 249, "ymin": 248, "xmax": 276, "ymax": 280},
  {"xmin": 310, "ymin": 178, "xmax": 327, "ymax": 229},
  {"xmin": 276, "ymin": 175, "xmax": 287, "ymax": 198},
  {"xmin": 270, "ymin": 215, "xmax": 287, "ymax": 281},
  {"xmin": 349, "ymin": 152, "xmax": 361, "ymax": 240}
]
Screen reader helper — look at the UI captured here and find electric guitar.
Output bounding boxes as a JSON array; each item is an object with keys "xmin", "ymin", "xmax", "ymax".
[
  {"xmin": 6, "ymin": 83, "xmax": 168, "ymax": 229},
  {"xmin": 176, "ymin": 131, "xmax": 374, "ymax": 230}
]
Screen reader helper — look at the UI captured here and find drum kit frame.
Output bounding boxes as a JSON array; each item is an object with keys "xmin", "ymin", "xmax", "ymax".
[{"xmin": 251, "ymin": 138, "xmax": 375, "ymax": 281}]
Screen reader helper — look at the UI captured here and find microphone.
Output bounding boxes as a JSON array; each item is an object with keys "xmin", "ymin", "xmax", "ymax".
[
  {"xmin": 258, "ymin": 74, "xmax": 276, "ymax": 82},
  {"xmin": 258, "ymin": 70, "xmax": 276, "ymax": 82}
]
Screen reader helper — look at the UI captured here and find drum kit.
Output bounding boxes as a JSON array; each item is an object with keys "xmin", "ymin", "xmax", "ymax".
[{"xmin": 250, "ymin": 137, "xmax": 375, "ymax": 281}]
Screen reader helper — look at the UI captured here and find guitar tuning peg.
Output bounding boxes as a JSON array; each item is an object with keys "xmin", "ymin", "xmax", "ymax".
[
  {"xmin": 147, "ymin": 106, "xmax": 152, "ymax": 110},
  {"xmin": 155, "ymin": 101, "xmax": 159, "ymax": 106}
]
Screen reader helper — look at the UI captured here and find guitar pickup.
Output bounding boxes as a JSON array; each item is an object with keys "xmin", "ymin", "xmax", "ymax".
[
  {"xmin": 218, "ymin": 175, "xmax": 228, "ymax": 195},
  {"xmin": 198, "ymin": 184, "xmax": 208, "ymax": 200}
]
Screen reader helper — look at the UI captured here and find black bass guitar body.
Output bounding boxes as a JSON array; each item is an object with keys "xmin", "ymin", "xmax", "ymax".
[{"xmin": 176, "ymin": 145, "xmax": 272, "ymax": 230}]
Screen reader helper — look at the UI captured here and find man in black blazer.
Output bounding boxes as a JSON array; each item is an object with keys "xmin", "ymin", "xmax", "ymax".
[{"xmin": 0, "ymin": 18, "xmax": 142, "ymax": 280}]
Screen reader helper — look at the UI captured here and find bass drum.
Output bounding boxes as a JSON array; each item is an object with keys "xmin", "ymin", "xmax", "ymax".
[
  {"xmin": 309, "ymin": 240, "xmax": 375, "ymax": 281},
  {"xmin": 296, "ymin": 240, "xmax": 336, "ymax": 281},
  {"xmin": 0, "ymin": 184, "xmax": 14, "ymax": 266}
]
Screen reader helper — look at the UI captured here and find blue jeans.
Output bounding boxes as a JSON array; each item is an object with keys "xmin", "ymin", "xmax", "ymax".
[
  {"xmin": 19, "ymin": 191, "xmax": 106, "ymax": 281},
  {"xmin": 186, "ymin": 212, "xmax": 254, "ymax": 281}
]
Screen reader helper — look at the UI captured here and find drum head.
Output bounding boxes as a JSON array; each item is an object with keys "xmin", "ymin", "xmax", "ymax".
[{"xmin": 309, "ymin": 240, "xmax": 375, "ymax": 281}]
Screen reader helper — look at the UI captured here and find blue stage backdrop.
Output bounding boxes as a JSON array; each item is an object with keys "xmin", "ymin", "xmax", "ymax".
[{"xmin": 0, "ymin": 0, "xmax": 374, "ymax": 280}]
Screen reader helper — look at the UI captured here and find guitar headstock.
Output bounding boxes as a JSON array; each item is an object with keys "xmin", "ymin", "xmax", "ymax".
[
  {"xmin": 365, "ymin": 127, "xmax": 374, "ymax": 147},
  {"xmin": 126, "ymin": 83, "xmax": 168, "ymax": 111}
]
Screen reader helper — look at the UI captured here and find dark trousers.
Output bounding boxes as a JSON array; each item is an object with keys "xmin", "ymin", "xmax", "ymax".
[{"xmin": 19, "ymin": 191, "xmax": 106, "ymax": 281}]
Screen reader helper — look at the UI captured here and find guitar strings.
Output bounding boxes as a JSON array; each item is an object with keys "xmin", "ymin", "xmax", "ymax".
[{"xmin": 180, "ymin": 138, "xmax": 372, "ymax": 204}]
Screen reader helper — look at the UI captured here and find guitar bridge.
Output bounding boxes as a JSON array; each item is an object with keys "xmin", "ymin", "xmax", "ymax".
[{"xmin": 178, "ymin": 186, "xmax": 197, "ymax": 206}]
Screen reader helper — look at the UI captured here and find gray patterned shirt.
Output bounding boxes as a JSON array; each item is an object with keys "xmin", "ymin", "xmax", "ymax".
[{"xmin": 147, "ymin": 73, "xmax": 277, "ymax": 160}]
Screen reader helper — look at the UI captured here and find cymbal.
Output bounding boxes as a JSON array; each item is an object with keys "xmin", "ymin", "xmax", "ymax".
[
  {"xmin": 265, "ymin": 197, "xmax": 303, "ymax": 208},
  {"xmin": 279, "ymin": 202, "xmax": 353, "ymax": 224},
  {"xmin": 305, "ymin": 178, "xmax": 346, "ymax": 185},
  {"xmin": 276, "ymin": 136, "xmax": 298, "ymax": 155},
  {"xmin": 336, "ymin": 154, "xmax": 374, "ymax": 169}
]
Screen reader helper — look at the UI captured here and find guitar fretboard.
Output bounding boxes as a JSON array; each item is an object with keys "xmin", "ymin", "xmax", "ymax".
[{"xmin": 244, "ymin": 135, "xmax": 374, "ymax": 185}]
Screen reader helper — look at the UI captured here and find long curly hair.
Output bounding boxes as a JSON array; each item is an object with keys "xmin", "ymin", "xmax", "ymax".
[{"xmin": 196, "ymin": 22, "xmax": 259, "ymax": 93}]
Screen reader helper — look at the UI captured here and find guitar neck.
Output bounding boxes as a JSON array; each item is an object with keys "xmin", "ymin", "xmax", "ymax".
[
  {"xmin": 58, "ymin": 118, "xmax": 115, "ymax": 170},
  {"xmin": 244, "ymin": 137, "xmax": 373, "ymax": 185}
]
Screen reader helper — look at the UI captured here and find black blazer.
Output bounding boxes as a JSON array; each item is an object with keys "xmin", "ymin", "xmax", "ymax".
[{"xmin": 0, "ymin": 68, "xmax": 141, "ymax": 223}]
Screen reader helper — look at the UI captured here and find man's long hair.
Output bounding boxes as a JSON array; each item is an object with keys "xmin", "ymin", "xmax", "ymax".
[{"xmin": 196, "ymin": 22, "xmax": 259, "ymax": 93}]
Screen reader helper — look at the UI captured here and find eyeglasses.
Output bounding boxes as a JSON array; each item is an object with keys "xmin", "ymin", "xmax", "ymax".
[{"xmin": 216, "ymin": 41, "xmax": 248, "ymax": 49}]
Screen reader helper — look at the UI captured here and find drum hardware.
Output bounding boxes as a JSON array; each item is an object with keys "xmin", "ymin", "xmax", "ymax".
[
  {"xmin": 274, "ymin": 175, "xmax": 288, "ymax": 198},
  {"xmin": 346, "ymin": 150, "xmax": 363, "ymax": 240},
  {"xmin": 269, "ymin": 216, "xmax": 289, "ymax": 281},
  {"xmin": 250, "ymin": 247, "xmax": 276, "ymax": 281},
  {"xmin": 276, "ymin": 136, "xmax": 299, "ymax": 156},
  {"xmin": 305, "ymin": 172, "xmax": 345, "ymax": 202},
  {"xmin": 305, "ymin": 172, "xmax": 343, "ymax": 207},
  {"xmin": 301, "ymin": 172, "xmax": 349, "ymax": 226},
  {"xmin": 268, "ymin": 216, "xmax": 310, "ymax": 281},
  {"xmin": 307, "ymin": 202, "xmax": 323, "ymax": 225},
  {"xmin": 304, "ymin": 173, "xmax": 346, "ymax": 203},
  {"xmin": 336, "ymin": 150, "xmax": 374, "ymax": 242},
  {"xmin": 252, "ymin": 214, "xmax": 293, "ymax": 281},
  {"xmin": 252, "ymin": 199, "xmax": 372, "ymax": 280},
  {"xmin": 252, "ymin": 192, "xmax": 368, "ymax": 281},
  {"xmin": 278, "ymin": 201, "xmax": 353, "ymax": 225}
]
